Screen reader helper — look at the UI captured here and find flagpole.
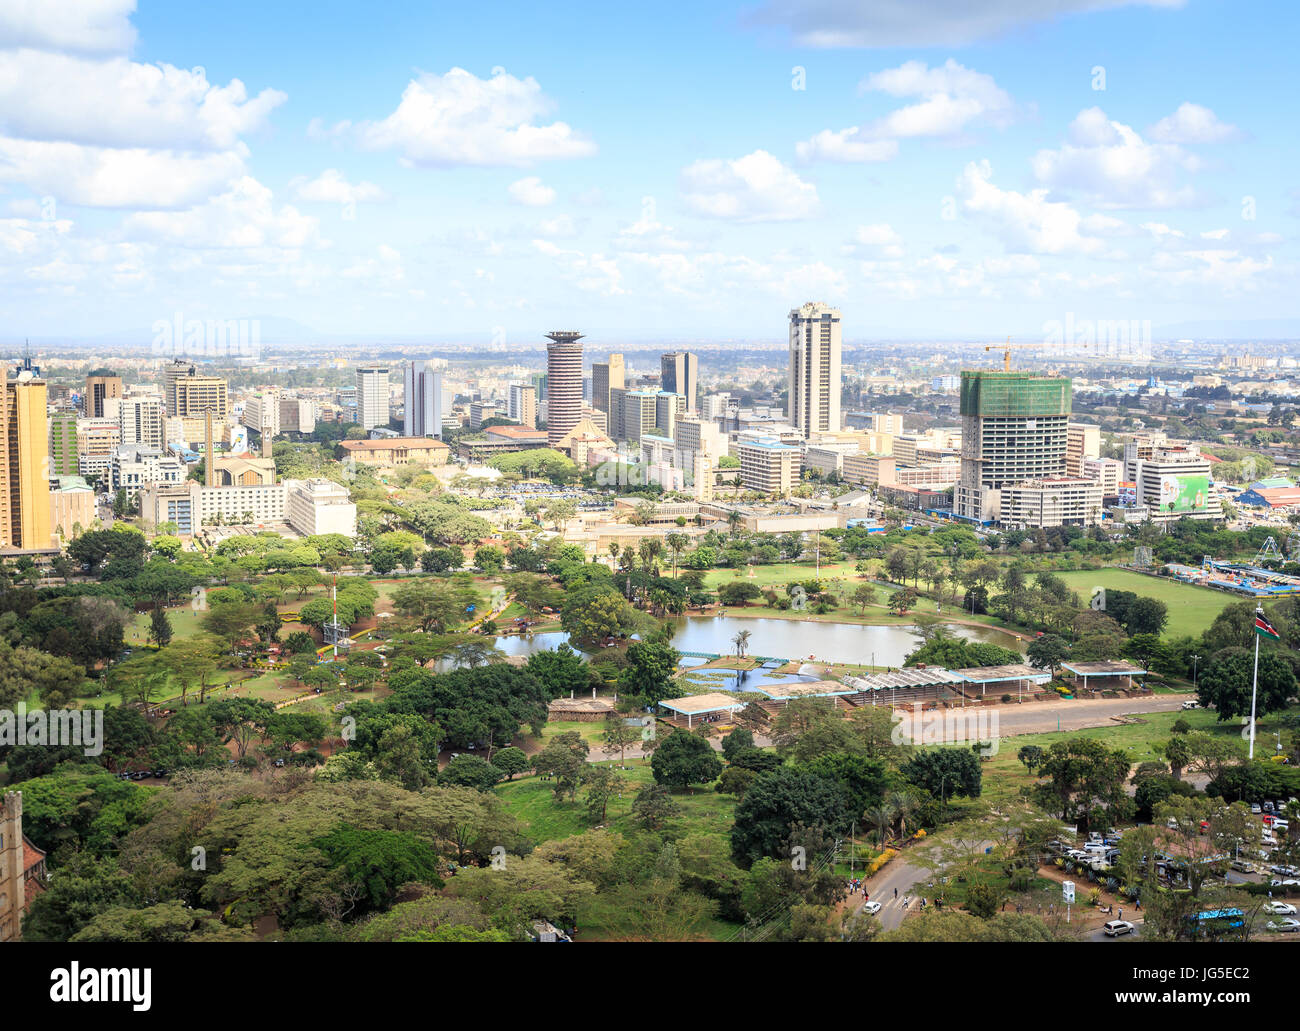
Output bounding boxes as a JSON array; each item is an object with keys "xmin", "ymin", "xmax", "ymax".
[{"xmin": 1249, "ymin": 605, "xmax": 1260, "ymax": 760}]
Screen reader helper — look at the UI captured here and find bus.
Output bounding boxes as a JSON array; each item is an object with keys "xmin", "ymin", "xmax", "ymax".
[{"xmin": 1186, "ymin": 907, "xmax": 1245, "ymax": 939}]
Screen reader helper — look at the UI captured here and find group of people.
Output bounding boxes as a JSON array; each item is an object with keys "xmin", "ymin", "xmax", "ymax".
[{"xmin": 847, "ymin": 878, "xmax": 869, "ymax": 898}]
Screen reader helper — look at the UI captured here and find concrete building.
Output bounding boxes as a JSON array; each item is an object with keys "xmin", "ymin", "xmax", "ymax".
[
  {"xmin": 83, "ymin": 373, "xmax": 122, "ymax": 418},
  {"xmin": 278, "ymin": 395, "xmax": 316, "ymax": 436},
  {"xmin": 468, "ymin": 400, "xmax": 499, "ymax": 430},
  {"xmin": 0, "ymin": 791, "xmax": 46, "ymax": 942},
  {"xmin": 403, "ymin": 361, "xmax": 443, "ymax": 438},
  {"xmin": 165, "ymin": 361, "xmax": 228, "ymax": 420},
  {"xmin": 545, "ymin": 331, "xmax": 584, "ymax": 447},
  {"xmin": 674, "ymin": 415, "xmax": 726, "ymax": 464},
  {"xmin": 788, "ymin": 301, "xmax": 842, "ymax": 437},
  {"xmin": 591, "ymin": 353, "xmax": 624, "ymax": 415},
  {"xmin": 1133, "ymin": 444, "xmax": 1222, "ymax": 523},
  {"xmin": 356, "ymin": 366, "xmax": 390, "ymax": 431},
  {"xmin": 508, "ymin": 383, "xmax": 538, "ymax": 429},
  {"xmin": 338, "ymin": 437, "xmax": 450, "ymax": 466},
  {"xmin": 242, "ymin": 392, "xmax": 280, "ymax": 439},
  {"xmin": 737, "ymin": 439, "xmax": 800, "ymax": 496},
  {"xmin": 48, "ymin": 411, "xmax": 78, "ymax": 476},
  {"xmin": 954, "ymin": 371, "xmax": 1072, "ymax": 524},
  {"xmin": 1123, "ymin": 432, "xmax": 1168, "ymax": 482},
  {"xmin": 1083, "ymin": 456, "xmax": 1123, "ymax": 497},
  {"xmin": 1066, "ymin": 422, "xmax": 1102, "ymax": 477},
  {"xmin": 118, "ymin": 394, "xmax": 166, "ymax": 450},
  {"xmin": 108, "ymin": 445, "xmax": 186, "ymax": 498},
  {"xmin": 1000, "ymin": 477, "xmax": 1105, "ymax": 528},
  {"xmin": 285, "ymin": 478, "xmax": 357, "ymax": 536},
  {"xmin": 76, "ymin": 418, "xmax": 120, "ymax": 481},
  {"xmin": 843, "ymin": 453, "xmax": 896, "ymax": 487},
  {"xmin": 49, "ymin": 474, "xmax": 95, "ymax": 539},
  {"xmin": 654, "ymin": 392, "xmax": 685, "ymax": 441},
  {"xmin": 1, "ymin": 370, "xmax": 53, "ymax": 551},
  {"xmin": 609, "ymin": 388, "xmax": 659, "ymax": 445},
  {"xmin": 660, "ymin": 352, "xmax": 699, "ymax": 412}
]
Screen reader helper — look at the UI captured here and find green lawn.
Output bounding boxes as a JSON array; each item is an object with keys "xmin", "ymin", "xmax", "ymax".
[{"xmin": 1052, "ymin": 568, "xmax": 1235, "ymax": 639}]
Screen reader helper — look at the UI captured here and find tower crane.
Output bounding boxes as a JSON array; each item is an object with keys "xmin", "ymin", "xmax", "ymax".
[{"xmin": 984, "ymin": 336, "xmax": 1098, "ymax": 372}]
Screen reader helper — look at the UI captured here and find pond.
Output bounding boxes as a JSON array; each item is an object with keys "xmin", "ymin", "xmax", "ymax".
[{"xmin": 488, "ymin": 615, "xmax": 1022, "ymax": 670}]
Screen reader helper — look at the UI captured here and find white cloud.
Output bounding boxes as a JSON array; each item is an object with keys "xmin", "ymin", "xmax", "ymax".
[
  {"xmin": 120, "ymin": 176, "xmax": 321, "ymax": 249},
  {"xmin": 0, "ymin": 0, "xmax": 136, "ymax": 55},
  {"xmin": 533, "ymin": 239, "xmax": 623, "ymax": 294},
  {"xmin": 537, "ymin": 214, "xmax": 578, "ymax": 238},
  {"xmin": 343, "ymin": 67, "xmax": 596, "ymax": 167},
  {"xmin": 680, "ymin": 150, "xmax": 819, "ymax": 222},
  {"xmin": 859, "ymin": 59, "xmax": 1014, "ymax": 137},
  {"xmin": 957, "ymin": 159, "xmax": 1106, "ymax": 255},
  {"xmin": 290, "ymin": 169, "xmax": 387, "ymax": 205},
  {"xmin": 0, "ymin": 137, "xmax": 247, "ymax": 209},
  {"xmin": 795, "ymin": 128, "xmax": 897, "ymax": 163},
  {"xmin": 847, "ymin": 223, "xmax": 903, "ymax": 257},
  {"xmin": 507, "ymin": 176, "xmax": 556, "ymax": 206},
  {"xmin": 1148, "ymin": 102, "xmax": 1242, "ymax": 144},
  {"xmin": 1031, "ymin": 107, "xmax": 1203, "ymax": 209},
  {"xmin": 750, "ymin": 0, "xmax": 1186, "ymax": 49},
  {"xmin": 0, "ymin": 51, "xmax": 285, "ymax": 151}
]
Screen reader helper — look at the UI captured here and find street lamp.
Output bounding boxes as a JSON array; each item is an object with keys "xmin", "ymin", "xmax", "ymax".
[{"xmin": 1190, "ymin": 653, "xmax": 1201, "ymax": 688}]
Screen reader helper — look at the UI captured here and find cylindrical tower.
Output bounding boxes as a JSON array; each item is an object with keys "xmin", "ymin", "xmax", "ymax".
[{"xmin": 545, "ymin": 331, "xmax": 584, "ymax": 448}]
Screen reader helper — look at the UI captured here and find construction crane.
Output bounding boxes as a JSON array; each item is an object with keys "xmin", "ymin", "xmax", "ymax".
[{"xmin": 984, "ymin": 336, "xmax": 1097, "ymax": 372}]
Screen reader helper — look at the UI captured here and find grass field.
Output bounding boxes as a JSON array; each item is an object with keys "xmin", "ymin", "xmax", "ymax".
[{"xmin": 1052, "ymin": 568, "xmax": 1235, "ymax": 638}]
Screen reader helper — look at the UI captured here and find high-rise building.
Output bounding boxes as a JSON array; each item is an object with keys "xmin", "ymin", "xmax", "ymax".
[
  {"xmin": 591, "ymin": 353, "xmax": 624, "ymax": 414},
  {"xmin": 545, "ymin": 331, "xmax": 584, "ymax": 447},
  {"xmin": 119, "ymin": 394, "xmax": 166, "ymax": 450},
  {"xmin": 788, "ymin": 302, "xmax": 842, "ymax": 437},
  {"xmin": 83, "ymin": 372, "xmax": 122, "ymax": 418},
  {"xmin": 660, "ymin": 352, "xmax": 698, "ymax": 412},
  {"xmin": 0, "ymin": 368, "xmax": 53, "ymax": 550},
  {"xmin": 1133, "ymin": 444, "xmax": 1222, "ymax": 523},
  {"xmin": 164, "ymin": 360, "xmax": 228, "ymax": 419},
  {"xmin": 509, "ymin": 384, "xmax": 538, "ymax": 429},
  {"xmin": 1066, "ymin": 422, "xmax": 1101, "ymax": 477},
  {"xmin": 356, "ymin": 366, "xmax": 390, "ymax": 431},
  {"xmin": 403, "ymin": 361, "xmax": 443, "ymax": 438},
  {"xmin": 737, "ymin": 439, "xmax": 800, "ymax": 496},
  {"xmin": 48, "ymin": 411, "xmax": 78, "ymax": 476},
  {"xmin": 954, "ymin": 371, "xmax": 1072, "ymax": 524}
]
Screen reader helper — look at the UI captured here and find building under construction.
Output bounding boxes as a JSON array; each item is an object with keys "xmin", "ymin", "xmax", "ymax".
[{"xmin": 954, "ymin": 370, "xmax": 1073, "ymax": 525}]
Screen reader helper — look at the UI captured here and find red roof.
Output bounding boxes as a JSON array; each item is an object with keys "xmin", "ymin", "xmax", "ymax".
[
  {"xmin": 339, "ymin": 437, "xmax": 449, "ymax": 451},
  {"xmin": 485, "ymin": 425, "xmax": 547, "ymax": 440}
]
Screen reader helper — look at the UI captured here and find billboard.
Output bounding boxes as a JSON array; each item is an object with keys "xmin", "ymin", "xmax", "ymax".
[
  {"xmin": 1157, "ymin": 473, "xmax": 1209, "ymax": 513},
  {"xmin": 1117, "ymin": 482, "xmax": 1137, "ymax": 507}
]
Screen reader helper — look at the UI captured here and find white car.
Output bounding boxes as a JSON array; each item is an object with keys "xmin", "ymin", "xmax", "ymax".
[
  {"xmin": 1264, "ymin": 901, "xmax": 1297, "ymax": 915},
  {"xmin": 1266, "ymin": 918, "xmax": 1300, "ymax": 933},
  {"xmin": 1270, "ymin": 878, "xmax": 1300, "ymax": 889},
  {"xmin": 1251, "ymin": 804, "xmax": 1262, "ymax": 814},
  {"xmin": 1103, "ymin": 920, "xmax": 1136, "ymax": 937},
  {"xmin": 862, "ymin": 900, "xmax": 882, "ymax": 915},
  {"xmin": 1181, "ymin": 700, "xmax": 1199, "ymax": 710}
]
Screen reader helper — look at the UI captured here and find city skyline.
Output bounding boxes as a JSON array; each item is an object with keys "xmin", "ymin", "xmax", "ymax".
[{"xmin": 0, "ymin": 1, "xmax": 1296, "ymax": 343}]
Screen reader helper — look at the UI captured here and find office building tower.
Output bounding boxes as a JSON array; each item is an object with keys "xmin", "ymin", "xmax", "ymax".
[
  {"xmin": 737, "ymin": 439, "xmax": 800, "ymax": 496},
  {"xmin": 591, "ymin": 353, "xmax": 624, "ymax": 415},
  {"xmin": 509, "ymin": 384, "xmax": 538, "ymax": 429},
  {"xmin": 356, "ymin": 366, "xmax": 390, "ymax": 431},
  {"xmin": 0, "ymin": 368, "xmax": 53, "ymax": 550},
  {"xmin": 403, "ymin": 361, "xmax": 443, "ymax": 438},
  {"xmin": 788, "ymin": 302, "xmax": 842, "ymax": 437},
  {"xmin": 660, "ymin": 352, "xmax": 698, "ymax": 412},
  {"xmin": 545, "ymin": 331, "xmax": 584, "ymax": 447},
  {"xmin": 1066, "ymin": 422, "xmax": 1101, "ymax": 478},
  {"xmin": 164, "ymin": 360, "xmax": 228, "ymax": 419},
  {"xmin": 119, "ymin": 395, "xmax": 166, "ymax": 450},
  {"xmin": 83, "ymin": 372, "xmax": 122, "ymax": 418},
  {"xmin": 1133, "ymin": 444, "xmax": 1222, "ymax": 523},
  {"xmin": 655, "ymin": 391, "xmax": 685, "ymax": 440},
  {"xmin": 48, "ymin": 411, "xmax": 78, "ymax": 476},
  {"xmin": 954, "ymin": 371, "xmax": 1072, "ymax": 524}
]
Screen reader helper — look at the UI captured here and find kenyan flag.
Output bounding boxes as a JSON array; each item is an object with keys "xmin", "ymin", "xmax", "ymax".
[{"xmin": 1255, "ymin": 614, "xmax": 1281, "ymax": 640}]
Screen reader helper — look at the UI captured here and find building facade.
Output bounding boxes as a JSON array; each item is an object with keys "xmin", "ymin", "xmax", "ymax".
[
  {"xmin": 356, "ymin": 366, "xmax": 390, "ymax": 431},
  {"xmin": 403, "ymin": 361, "xmax": 443, "ymax": 437},
  {"xmin": 788, "ymin": 302, "xmax": 842, "ymax": 437},
  {"xmin": 660, "ymin": 352, "xmax": 698, "ymax": 412},
  {"xmin": 591, "ymin": 354, "xmax": 624, "ymax": 415},
  {"xmin": 545, "ymin": 331, "xmax": 584, "ymax": 447}
]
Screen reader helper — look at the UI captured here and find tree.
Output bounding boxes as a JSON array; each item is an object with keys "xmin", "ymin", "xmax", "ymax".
[
  {"xmin": 525, "ymin": 644, "xmax": 590, "ymax": 700},
  {"xmin": 532, "ymin": 731, "xmax": 590, "ymax": 800},
  {"xmin": 582, "ymin": 765, "xmax": 625, "ymax": 824},
  {"xmin": 852, "ymin": 583, "xmax": 877, "ymax": 613},
  {"xmin": 650, "ymin": 730, "xmax": 723, "ymax": 790},
  {"xmin": 602, "ymin": 712, "xmax": 642, "ymax": 766},
  {"xmin": 148, "ymin": 607, "xmax": 174, "ymax": 648},
  {"xmin": 632, "ymin": 783, "xmax": 681, "ymax": 829},
  {"xmin": 560, "ymin": 586, "xmax": 642, "ymax": 648},
  {"xmin": 493, "ymin": 747, "xmax": 530, "ymax": 781},
  {"xmin": 1026, "ymin": 634, "xmax": 1070, "ymax": 679},
  {"xmin": 391, "ymin": 578, "xmax": 478, "ymax": 633},
  {"xmin": 1124, "ymin": 596, "xmax": 1169, "ymax": 637},
  {"xmin": 889, "ymin": 586, "xmax": 918, "ymax": 615},
  {"xmin": 721, "ymin": 727, "xmax": 755, "ymax": 762},
  {"xmin": 1030, "ymin": 737, "xmax": 1131, "ymax": 824},
  {"xmin": 900, "ymin": 749, "xmax": 982, "ymax": 801},
  {"xmin": 732, "ymin": 628, "xmax": 752, "ymax": 658},
  {"xmin": 718, "ymin": 581, "xmax": 762, "ymax": 607},
  {"xmin": 618, "ymin": 634, "xmax": 681, "ymax": 705},
  {"xmin": 1197, "ymin": 648, "xmax": 1297, "ymax": 721},
  {"xmin": 730, "ymin": 767, "xmax": 850, "ymax": 868},
  {"xmin": 438, "ymin": 754, "xmax": 504, "ymax": 791}
]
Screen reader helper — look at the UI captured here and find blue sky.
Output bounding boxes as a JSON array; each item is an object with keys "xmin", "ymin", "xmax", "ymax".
[{"xmin": 1, "ymin": 0, "xmax": 1297, "ymax": 343}]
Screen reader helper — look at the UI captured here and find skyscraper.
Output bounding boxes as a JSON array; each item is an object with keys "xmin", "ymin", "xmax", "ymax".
[
  {"xmin": 509, "ymin": 383, "xmax": 538, "ymax": 429},
  {"xmin": 403, "ymin": 361, "xmax": 443, "ymax": 438},
  {"xmin": 49, "ymin": 411, "xmax": 78, "ymax": 476},
  {"xmin": 356, "ymin": 366, "xmax": 390, "ymax": 431},
  {"xmin": 119, "ymin": 394, "xmax": 166, "ymax": 450},
  {"xmin": 545, "ymin": 331, "xmax": 584, "ymax": 447},
  {"xmin": 83, "ymin": 372, "xmax": 122, "ymax": 418},
  {"xmin": 591, "ymin": 353, "xmax": 624, "ymax": 414},
  {"xmin": 788, "ymin": 302, "xmax": 841, "ymax": 437},
  {"xmin": 660, "ymin": 352, "xmax": 698, "ymax": 412},
  {"xmin": 0, "ymin": 367, "xmax": 53, "ymax": 550},
  {"xmin": 954, "ymin": 371, "xmax": 1072, "ymax": 524}
]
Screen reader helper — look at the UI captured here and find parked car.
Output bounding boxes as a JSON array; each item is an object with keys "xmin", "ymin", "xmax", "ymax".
[
  {"xmin": 1264, "ymin": 901, "xmax": 1297, "ymax": 916},
  {"xmin": 1230, "ymin": 860, "xmax": 1256, "ymax": 874},
  {"xmin": 1251, "ymin": 803, "xmax": 1262, "ymax": 814},
  {"xmin": 1266, "ymin": 918, "xmax": 1300, "ymax": 933},
  {"xmin": 1103, "ymin": 920, "xmax": 1136, "ymax": 937},
  {"xmin": 1181, "ymin": 700, "xmax": 1199, "ymax": 710},
  {"xmin": 1270, "ymin": 878, "xmax": 1300, "ymax": 889}
]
